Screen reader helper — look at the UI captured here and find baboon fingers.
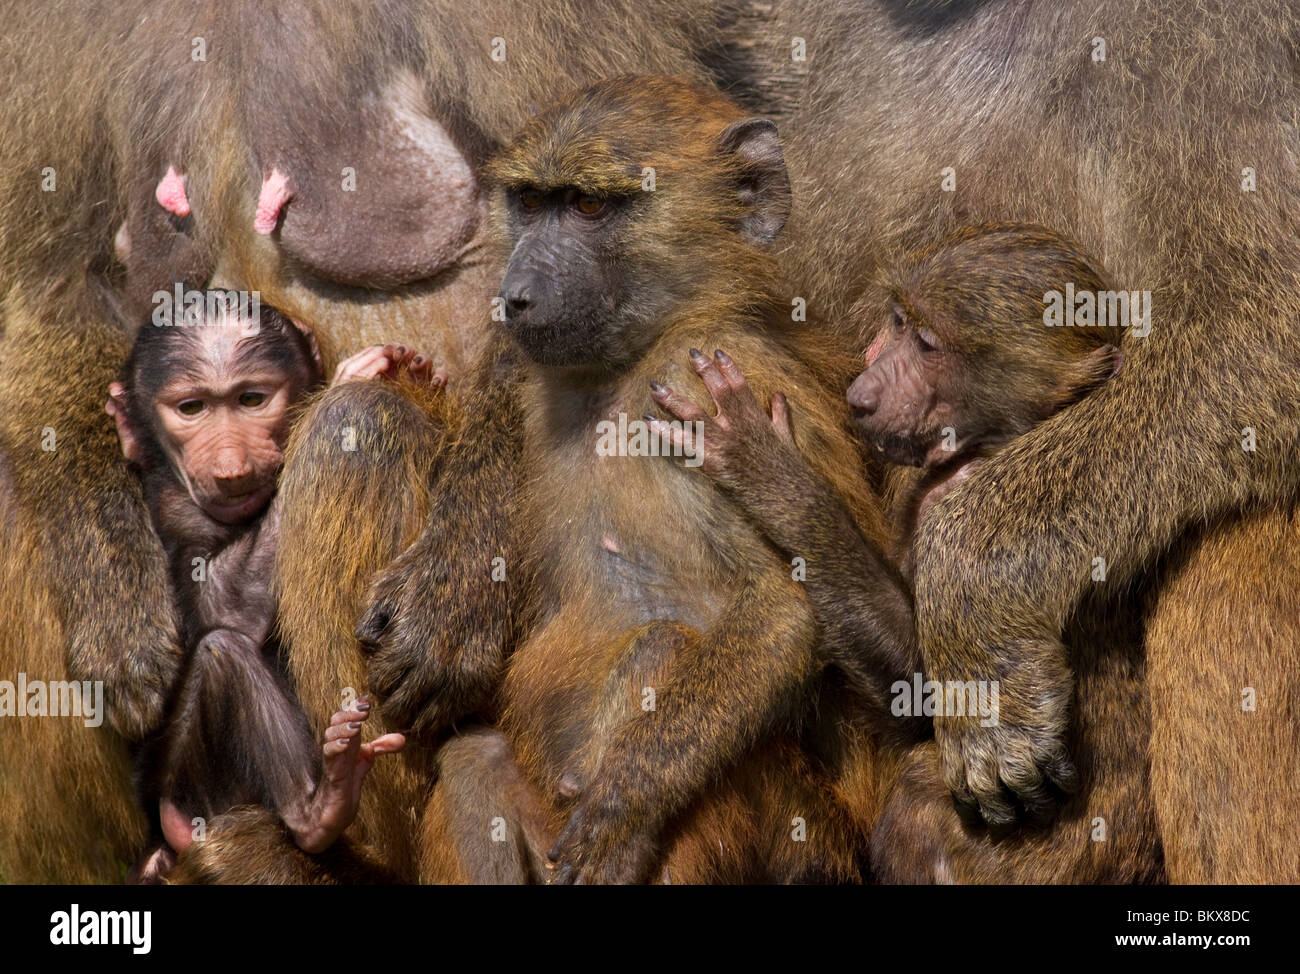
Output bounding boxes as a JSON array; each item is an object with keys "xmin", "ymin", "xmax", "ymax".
[
  {"xmin": 712, "ymin": 348, "xmax": 747, "ymax": 391},
  {"xmin": 332, "ymin": 345, "xmax": 390, "ymax": 385},
  {"xmin": 649, "ymin": 381, "xmax": 707, "ymax": 424},
  {"xmin": 1042, "ymin": 751, "xmax": 1080, "ymax": 796},
  {"xmin": 324, "ymin": 722, "xmax": 363, "ymax": 745},
  {"xmin": 361, "ymin": 733, "xmax": 406, "ymax": 757},
  {"xmin": 688, "ymin": 347, "xmax": 733, "ymax": 409},
  {"xmin": 644, "ymin": 414, "xmax": 692, "ymax": 455},
  {"xmin": 328, "ymin": 708, "xmax": 370, "ymax": 729}
]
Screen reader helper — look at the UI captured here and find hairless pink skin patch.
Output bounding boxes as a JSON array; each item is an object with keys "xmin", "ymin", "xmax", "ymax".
[
  {"xmin": 863, "ymin": 330, "xmax": 889, "ymax": 368},
  {"xmin": 155, "ymin": 166, "xmax": 191, "ymax": 218},
  {"xmin": 255, "ymin": 168, "xmax": 294, "ymax": 235}
]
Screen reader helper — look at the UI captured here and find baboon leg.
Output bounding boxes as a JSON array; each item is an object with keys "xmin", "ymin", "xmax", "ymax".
[
  {"xmin": 574, "ymin": 622, "xmax": 865, "ymax": 884},
  {"xmin": 152, "ymin": 631, "xmax": 317, "ymax": 826},
  {"xmin": 273, "ymin": 378, "xmax": 453, "ymax": 879},
  {"xmin": 417, "ymin": 625, "xmax": 692, "ymax": 886},
  {"xmin": 873, "ymin": 614, "xmax": 1163, "ymax": 884},
  {"xmin": 1148, "ymin": 509, "xmax": 1300, "ymax": 883},
  {"xmin": 419, "ymin": 728, "xmax": 554, "ymax": 884},
  {"xmin": 169, "ymin": 806, "xmax": 400, "ymax": 885}
]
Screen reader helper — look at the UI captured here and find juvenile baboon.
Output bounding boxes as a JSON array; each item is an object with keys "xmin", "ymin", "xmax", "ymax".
[
  {"xmin": 111, "ymin": 297, "xmax": 432, "ymax": 881},
  {"xmin": 359, "ymin": 75, "xmax": 882, "ymax": 885},
  {"xmin": 0, "ymin": 0, "xmax": 779, "ymax": 882},
  {"xmin": 654, "ymin": 223, "xmax": 1161, "ymax": 882}
]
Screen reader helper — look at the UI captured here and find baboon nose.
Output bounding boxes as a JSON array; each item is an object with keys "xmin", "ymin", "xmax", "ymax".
[
  {"xmin": 847, "ymin": 387, "xmax": 878, "ymax": 417},
  {"xmin": 503, "ymin": 284, "xmax": 532, "ymax": 318}
]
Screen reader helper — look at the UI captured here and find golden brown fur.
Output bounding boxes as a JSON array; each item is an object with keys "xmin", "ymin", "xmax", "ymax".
[
  {"xmin": 445, "ymin": 76, "xmax": 880, "ymax": 883},
  {"xmin": 1146, "ymin": 507, "xmax": 1300, "ymax": 882},
  {"xmin": 0, "ymin": 1, "xmax": 777, "ymax": 883}
]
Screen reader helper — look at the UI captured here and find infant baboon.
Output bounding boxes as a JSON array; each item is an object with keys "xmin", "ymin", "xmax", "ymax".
[{"xmin": 108, "ymin": 294, "xmax": 439, "ymax": 881}]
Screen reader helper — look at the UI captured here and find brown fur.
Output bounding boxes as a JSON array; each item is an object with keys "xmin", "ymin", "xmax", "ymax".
[
  {"xmin": 1146, "ymin": 507, "xmax": 1300, "ymax": 882},
  {"xmin": 411, "ymin": 77, "xmax": 879, "ymax": 884},
  {"xmin": 764, "ymin": 0, "xmax": 1300, "ymax": 882},
  {"xmin": 0, "ymin": 1, "xmax": 780, "ymax": 882}
]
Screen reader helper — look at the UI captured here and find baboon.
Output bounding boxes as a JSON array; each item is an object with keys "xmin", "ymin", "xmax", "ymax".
[
  {"xmin": 358, "ymin": 75, "xmax": 883, "ymax": 885},
  {"xmin": 0, "ymin": 0, "xmax": 781, "ymax": 882},
  {"xmin": 748, "ymin": 0, "xmax": 1300, "ymax": 882},
  {"xmin": 5, "ymin": 0, "xmax": 1295, "ymax": 885},
  {"xmin": 654, "ymin": 223, "xmax": 1162, "ymax": 882},
  {"xmin": 109, "ymin": 296, "xmax": 424, "ymax": 881}
]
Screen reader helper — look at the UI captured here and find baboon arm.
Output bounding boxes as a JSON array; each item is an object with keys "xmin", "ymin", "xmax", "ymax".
[
  {"xmin": 548, "ymin": 568, "xmax": 818, "ymax": 884},
  {"xmin": 726, "ymin": 447, "xmax": 918, "ymax": 710},
  {"xmin": 914, "ymin": 329, "xmax": 1299, "ymax": 822},
  {"xmin": 358, "ymin": 350, "xmax": 523, "ymax": 737},
  {"xmin": 0, "ymin": 298, "xmax": 183, "ymax": 741}
]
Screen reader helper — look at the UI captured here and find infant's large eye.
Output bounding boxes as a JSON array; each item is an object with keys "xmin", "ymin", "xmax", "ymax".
[
  {"xmin": 177, "ymin": 400, "xmax": 204, "ymax": 417},
  {"xmin": 239, "ymin": 391, "xmax": 266, "ymax": 408},
  {"xmin": 892, "ymin": 306, "xmax": 906, "ymax": 329},
  {"xmin": 519, "ymin": 188, "xmax": 544, "ymax": 209},
  {"xmin": 574, "ymin": 194, "xmax": 606, "ymax": 216}
]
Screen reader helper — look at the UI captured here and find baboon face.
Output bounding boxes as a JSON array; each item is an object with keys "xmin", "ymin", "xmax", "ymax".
[
  {"xmin": 496, "ymin": 184, "xmax": 632, "ymax": 369},
  {"xmin": 150, "ymin": 342, "xmax": 294, "ymax": 525},
  {"xmin": 848, "ymin": 304, "xmax": 964, "ymax": 469},
  {"xmin": 124, "ymin": 305, "xmax": 319, "ymax": 525},
  {"xmin": 489, "ymin": 77, "xmax": 792, "ymax": 373},
  {"xmin": 847, "ymin": 288, "xmax": 1120, "ymax": 471}
]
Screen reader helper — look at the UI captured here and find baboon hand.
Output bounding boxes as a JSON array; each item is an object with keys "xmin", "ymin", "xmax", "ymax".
[
  {"xmin": 648, "ymin": 348, "xmax": 793, "ymax": 487},
  {"xmin": 930, "ymin": 638, "xmax": 1079, "ymax": 828},
  {"xmin": 546, "ymin": 777, "xmax": 659, "ymax": 885},
  {"xmin": 332, "ymin": 344, "xmax": 449, "ymax": 387},
  {"xmin": 354, "ymin": 541, "xmax": 450, "ymax": 735},
  {"xmin": 356, "ymin": 519, "xmax": 505, "ymax": 739}
]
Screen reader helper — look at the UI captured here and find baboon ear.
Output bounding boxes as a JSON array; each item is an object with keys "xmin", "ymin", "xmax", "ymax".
[
  {"xmin": 1058, "ymin": 342, "xmax": 1124, "ymax": 408},
  {"xmin": 1087, "ymin": 342, "xmax": 1125, "ymax": 379},
  {"xmin": 719, "ymin": 118, "xmax": 791, "ymax": 245}
]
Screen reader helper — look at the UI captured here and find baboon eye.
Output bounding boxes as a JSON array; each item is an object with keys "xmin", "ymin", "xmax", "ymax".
[
  {"xmin": 177, "ymin": 400, "xmax": 204, "ymax": 416},
  {"xmin": 519, "ymin": 188, "xmax": 544, "ymax": 209},
  {"xmin": 239, "ymin": 391, "xmax": 266, "ymax": 408},
  {"xmin": 916, "ymin": 328, "xmax": 943, "ymax": 353},
  {"xmin": 574, "ymin": 194, "xmax": 606, "ymax": 216}
]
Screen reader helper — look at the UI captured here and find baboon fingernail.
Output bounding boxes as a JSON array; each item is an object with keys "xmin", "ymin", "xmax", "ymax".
[
  {"xmin": 689, "ymin": 348, "xmax": 703, "ymax": 360},
  {"xmin": 714, "ymin": 349, "xmax": 726, "ymax": 359},
  {"xmin": 348, "ymin": 721, "xmax": 361, "ymax": 730},
  {"xmin": 649, "ymin": 380, "xmax": 665, "ymax": 393}
]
